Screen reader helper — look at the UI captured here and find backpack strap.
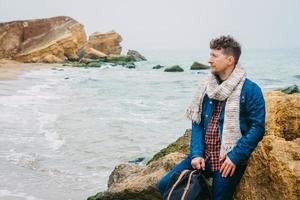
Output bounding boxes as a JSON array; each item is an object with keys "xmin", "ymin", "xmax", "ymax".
[
  {"xmin": 181, "ymin": 170, "xmax": 197, "ymax": 200},
  {"xmin": 167, "ymin": 169, "xmax": 190, "ymax": 200}
]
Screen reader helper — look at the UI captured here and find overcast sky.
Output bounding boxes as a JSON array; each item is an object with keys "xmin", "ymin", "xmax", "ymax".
[{"xmin": 1, "ymin": 0, "xmax": 299, "ymax": 51}]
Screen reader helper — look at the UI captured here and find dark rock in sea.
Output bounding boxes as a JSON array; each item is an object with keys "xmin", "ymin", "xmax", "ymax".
[
  {"xmin": 101, "ymin": 55, "xmax": 136, "ymax": 63},
  {"xmin": 164, "ymin": 65, "xmax": 184, "ymax": 72},
  {"xmin": 125, "ymin": 63, "xmax": 136, "ymax": 69},
  {"xmin": 64, "ymin": 52, "xmax": 144, "ymax": 69},
  {"xmin": 70, "ymin": 62, "xmax": 87, "ymax": 67},
  {"xmin": 64, "ymin": 77, "xmax": 70, "ymax": 80},
  {"xmin": 87, "ymin": 62, "xmax": 102, "ymax": 68},
  {"xmin": 79, "ymin": 58, "xmax": 98, "ymax": 64},
  {"xmin": 190, "ymin": 62, "xmax": 210, "ymax": 70},
  {"xmin": 128, "ymin": 157, "xmax": 145, "ymax": 164},
  {"xmin": 197, "ymin": 71, "xmax": 208, "ymax": 75},
  {"xmin": 127, "ymin": 50, "xmax": 147, "ymax": 61},
  {"xmin": 281, "ymin": 85, "xmax": 299, "ymax": 94},
  {"xmin": 152, "ymin": 65, "xmax": 164, "ymax": 69},
  {"xmin": 66, "ymin": 57, "xmax": 137, "ymax": 68},
  {"xmin": 294, "ymin": 75, "xmax": 300, "ymax": 79}
]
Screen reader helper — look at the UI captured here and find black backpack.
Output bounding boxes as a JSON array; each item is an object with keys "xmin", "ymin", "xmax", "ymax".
[{"xmin": 163, "ymin": 169, "xmax": 212, "ymax": 200}]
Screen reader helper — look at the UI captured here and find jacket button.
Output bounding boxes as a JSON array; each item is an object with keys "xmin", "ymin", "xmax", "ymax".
[
  {"xmin": 205, "ymin": 115, "xmax": 208, "ymax": 117},
  {"xmin": 209, "ymin": 101, "xmax": 212, "ymax": 104}
]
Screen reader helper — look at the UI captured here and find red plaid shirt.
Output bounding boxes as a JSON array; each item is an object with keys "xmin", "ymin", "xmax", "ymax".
[{"xmin": 204, "ymin": 101, "xmax": 223, "ymax": 171}]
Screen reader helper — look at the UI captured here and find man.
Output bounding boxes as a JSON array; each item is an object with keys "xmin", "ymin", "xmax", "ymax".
[{"xmin": 157, "ymin": 35, "xmax": 265, "ymax": 200}]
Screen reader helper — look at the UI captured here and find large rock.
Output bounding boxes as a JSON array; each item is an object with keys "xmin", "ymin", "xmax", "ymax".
[
  {"xmin": 234, "ymin": 135, "xmax": 300, "ymax": 200},
  {"xmin": 164, "ymin": 65, "xmax": 184, "ymax": 72},
  {"xmin": 190, "ymin": 62, "xmax": 210, "ymax": 70},
  {"xmin": 88, "ymin": 92, "xmax": 300, "ymax": 200},
  {"xmin": 86, "ymin": 31, "xmax": 122, "ymax": 55},
  {"xmin": 0, "ymin": 16, "xmax": 87, "ymax": 63},
  {"xmin": 79, "ymin": 46, "xmax": 107, "ymax": 60},
  {"xmin": 127, "ymin": 50, "xmax": 147, "ymax": 61},
  {"xmin": 88, "ymin": 153, "xmax": 186, "ymax": 200},
  {"xmin": 234, "ymin": 92, "xmax": 300, "ymax": 200},
  {"xmin": 264, "ymin": 91, "xmax": 300, "ymax": 140}
]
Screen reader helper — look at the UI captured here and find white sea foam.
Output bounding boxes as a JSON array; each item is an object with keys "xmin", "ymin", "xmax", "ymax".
[
  {"xmin": 0, "ymin": 189, "xmax": 44, "ymax": 200},
  {"xmin": 37, "ymin": 112, "xmax": 65, "ymax": 150},
  {"xmin": 6, "ymin": 150, "xmax": 74, "ymax": 177},
  {"xmin": 6, "ymin": 151, "xmax": 43, "ymax": 171},
  {"xmin": 44, "ymin": 130, "xmax": 65, "ymax": 150}
]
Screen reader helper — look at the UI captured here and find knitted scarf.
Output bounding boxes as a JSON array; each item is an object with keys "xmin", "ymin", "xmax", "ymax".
[{"xmin": 185, "ymin": 63, "xmax": 246, "ymax": 159}]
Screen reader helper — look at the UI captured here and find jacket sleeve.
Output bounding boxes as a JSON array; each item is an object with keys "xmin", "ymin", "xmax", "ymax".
[
  {"xmin": 227, "ymin": 85, "xmax": 266, "ymax": 165},
  {"xmin": 190, "ymin": 121, "xmax": 205, "ymax": 159}
]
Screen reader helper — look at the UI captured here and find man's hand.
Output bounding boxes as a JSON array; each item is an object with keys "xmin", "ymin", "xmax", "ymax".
[
  {"xmin": 220, "ymin": 156, "xmax": 236, "ymax": 177},
  {"xmin": 191, "ymin": 157, "xmax": 205, "ymax": 170}
]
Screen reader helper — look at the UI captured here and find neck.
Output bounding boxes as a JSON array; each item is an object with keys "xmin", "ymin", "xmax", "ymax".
[{"xmin": 218, "ymin": 64, "xmax": 235, "ymax": 81}]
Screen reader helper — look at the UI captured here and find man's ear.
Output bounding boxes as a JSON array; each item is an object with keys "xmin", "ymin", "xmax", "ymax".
[{"xmin": 228, "ymin": 56, "xmax": 235, "ymax": 65}]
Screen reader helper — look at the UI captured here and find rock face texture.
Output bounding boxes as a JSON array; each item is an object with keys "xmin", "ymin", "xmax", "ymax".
[
  {"xmin": 0, "ymin": 16, "xmax": 87, "ymax": 63},
  {"xmin": 234, "ymin": 92, "xmax": 300, "ymax": 200},
  {"xmin": 88, "ymin": 92, "xmax": 300, "ymax": 200},
  {"xmin": 85, "ymin": 31, "xmax": 122, "ymax": 56},
  {"xmin": 88, "ymin": 153, "xmax": 186, "ymax": 200},
  {"xmin": 79, "ymin": 46, "xmax": 107, "ymax": 59}
]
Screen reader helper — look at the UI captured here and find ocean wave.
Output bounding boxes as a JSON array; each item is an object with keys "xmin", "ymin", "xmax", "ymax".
[
  {"xmin": 6, "ymin": 150, "xmax": 75, "ymax": 177},
  {"xmin": 0, "ymin": 189, "xmax": 44, "ymax": 200},
  {"xmin": 37, "ymin": 112, "xmax": 65, "ymax": 151},
  {"xmin": 6, "ymin": 151, "xmax": 43, "ymax": 171}
]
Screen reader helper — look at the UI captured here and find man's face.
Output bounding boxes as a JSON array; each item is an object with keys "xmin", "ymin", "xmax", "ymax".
[{"xmin": 208, "ymin": 49, "xmax": 233, "ymax": 75}]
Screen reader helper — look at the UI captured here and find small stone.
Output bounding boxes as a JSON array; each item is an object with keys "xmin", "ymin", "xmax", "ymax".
[
  {"xmin": 128, "ymin": 157, "xmax": 145, "ymax": 164},
  {"xmin": 152, "ymin": 65, "xmax": 164, "ymax": 69}
]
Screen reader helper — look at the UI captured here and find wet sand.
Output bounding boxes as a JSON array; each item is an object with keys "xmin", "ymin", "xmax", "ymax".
[{"xmin": 0, "ymin": 59, "xmax": 63, "ymax": 80}]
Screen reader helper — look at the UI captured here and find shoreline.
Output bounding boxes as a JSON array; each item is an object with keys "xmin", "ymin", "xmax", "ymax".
[{"xmin": 0, "ymin": 59, "xmax": 64, "ymax": 81}]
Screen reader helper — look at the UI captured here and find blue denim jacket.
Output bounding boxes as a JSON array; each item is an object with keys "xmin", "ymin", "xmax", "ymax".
[{"xmin": 190, "ymin": 78, "xmax": 266, "ymax": 165}]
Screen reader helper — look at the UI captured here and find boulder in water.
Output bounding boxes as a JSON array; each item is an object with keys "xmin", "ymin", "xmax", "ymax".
[
  {"xmin": 190, "ymin": 62, "xmax": 210, "ymax": 70},
  {"xmin": 164, "ymin": 65, "xmax": 184, "ymax": 72},
  {"xmin": 127, "ymin": 50, "xmax": 146, "ymax": 61}
]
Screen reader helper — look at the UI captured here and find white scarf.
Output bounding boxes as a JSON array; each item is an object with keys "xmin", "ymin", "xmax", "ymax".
[{"xmin": 185, "ymin": 63, "xmax": 246, "ymax": 159}]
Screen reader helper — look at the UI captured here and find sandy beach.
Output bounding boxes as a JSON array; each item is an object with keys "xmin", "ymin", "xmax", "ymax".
[{"xmin": 0, "ymin": 59, "xmax": 63, "ymax": 80}]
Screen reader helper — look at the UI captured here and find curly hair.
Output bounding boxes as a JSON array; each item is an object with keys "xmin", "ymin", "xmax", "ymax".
[{"xmin": 210, "ymin": 35, "xmax": 241, "ymax": 65}]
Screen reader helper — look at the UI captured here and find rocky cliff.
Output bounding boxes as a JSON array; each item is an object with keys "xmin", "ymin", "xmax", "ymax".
[
  {"xmin": 0, "ymin": 17, "xmax": 146, "ymax": 65},
  {"xmin": 88, "ymin": 91, "xmax": 300, "ymax": 200},
  {"xmin": 0, "ymin": 16, "xmax": 87, "ymax": 63},
  {"xmin": 84, "ymin": 31, "xmax": 122, "ymax": 56}
]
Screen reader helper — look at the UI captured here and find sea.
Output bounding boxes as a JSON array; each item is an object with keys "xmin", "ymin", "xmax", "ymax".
[{"xmin": 0, "ymin": 48, "xmax": 299, "ymax": 200}]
